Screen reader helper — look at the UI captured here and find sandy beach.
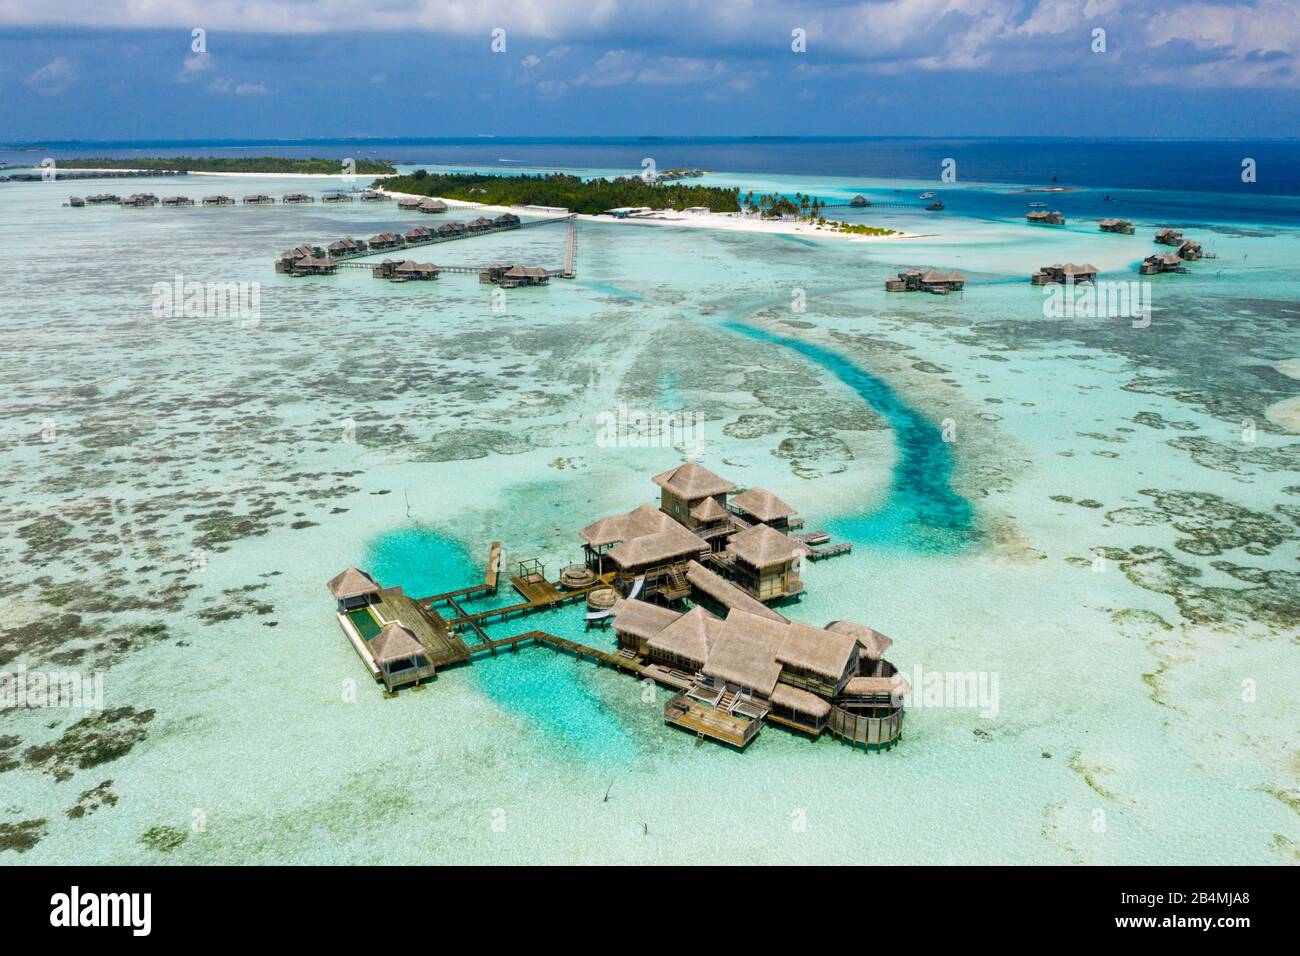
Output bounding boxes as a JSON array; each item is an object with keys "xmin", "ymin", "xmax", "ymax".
[{"xmin": 376, "ymin": 186, "xmax": 923, "ymax": 242}]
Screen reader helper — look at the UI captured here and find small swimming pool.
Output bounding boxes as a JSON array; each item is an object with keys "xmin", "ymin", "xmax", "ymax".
[{"xmin": 347, "ymin": 607, "xmax": 382, "ymax": 640}]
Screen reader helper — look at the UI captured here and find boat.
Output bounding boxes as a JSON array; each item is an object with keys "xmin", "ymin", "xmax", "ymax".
[
  {"xmin": 920, "ymin": 191, "xmax": 937, "ymax": 200},
  {"xmin": 1103, "ymin": 194, "xmax": 1115, "ymax": 202},
  {"xmin": 1028, "ymin": 201, "xmax": 1047, "ymax": 208}
]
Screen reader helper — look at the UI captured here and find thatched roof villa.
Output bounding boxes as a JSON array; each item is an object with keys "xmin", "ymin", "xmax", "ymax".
[
  {"xmin": 1154, "ymin": 227, "xmax": 1183, "ymax": 245},
  {"xmin": 202, "ymin": 195, "xmax": 235, "ymax": 205},
  {"xmin": 612, "ymin": 599, "xmax": 906, "ymax": 748},
  {"xmin": 1099, "ymin": 218, "xmax": 1134, "ymax": 234},
  {"xmin": 1031, "ymin": 263, "xmax": 1099, "ymax": 285},
  {"xmin": 417, "ymin": 198, "xmax": 448, "ymax": 213},
  {"xmin": 1140, "ymin": 252, "xmax": 1188, "ymax": 275},
  {"xmin": 1027, "ymin": 210, "xmax": 1065, "ymax": 225},
  {"xmin": 885, "ymin": 268, "xmax": 966, "ymax": 294}
]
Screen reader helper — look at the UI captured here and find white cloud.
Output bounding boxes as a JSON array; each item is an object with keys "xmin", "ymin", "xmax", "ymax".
[
  {"xmin": 26, "ymin": 56, "xmax": 75, "ymax": 94},
  {"xmin": 235, "ymin": 82, "xmax": 268, "ymax": 95},
  {"xmin": 177, "ymin": 52, "xmax": 214, "ymax": 81},
  {"xmin": 521, "ymin": 54, "xmax": 540, "ymax": 67}
]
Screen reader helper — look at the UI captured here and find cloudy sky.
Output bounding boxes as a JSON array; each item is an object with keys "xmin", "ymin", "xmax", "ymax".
[{"xmin": 0, "ymin": 0, "xmax": 1296, "ymax": 140}]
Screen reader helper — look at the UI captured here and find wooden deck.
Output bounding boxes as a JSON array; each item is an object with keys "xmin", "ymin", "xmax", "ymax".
[{"xmin": 372, "ymin": 588, "xmax": 472, "ymax": 668}]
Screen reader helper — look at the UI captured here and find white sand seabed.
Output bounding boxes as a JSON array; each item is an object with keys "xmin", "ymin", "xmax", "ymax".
[{"xmin": 376, "ymin": 186, "xmax": 924, "ymax": 243}]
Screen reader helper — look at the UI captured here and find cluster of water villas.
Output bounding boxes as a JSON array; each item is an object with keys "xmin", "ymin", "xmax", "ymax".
[
  {"xmin": 1031, "ymin": 262, "xmax": 1099, "ymax": 285},
  {"xmin": 397, "ymin": 196, "xmax": 448, "ymax": 214},
  {"xmin": 579, "ymin": 462, "xmax": 850, "ymax": 609},
  {"xmin": 327, "ymin": 567, "xmax": 442, "ymax": 692},
  {"xmin": 615, "ymin": 601, "xmax": 905, "ymax": 749},
  {"xmin": 243, "ymin": 194, "xmax": 275, "ymax": 205},
  {"xmin": 282, "ymin": 192, "xmax": 314, "ymax": 204},
  {"xmin": 372, "ymin": 259, "xmax": 440, "ymax": 282},
  {"xmin": 275, "ymin": 244, "xmax": 337, "ymax": 276},
  {"xmin": 1027, "ymin": 209, "xmax": 1065, "ymax": 225},
  {"xmin": 1142, "ymin": 227, "xmax": 1214, "ymax": 274},
  {"xmin": 885, "ymin": 268, "xmax": 966, "ymax": 294},
  {"xmin": 1099, "ymin": 218, "xmax": 1134, "ymax": 234},
  {"xmin": 203, "ymin": 195, "xmax": 236, "ymax": 205},
  {"xmin": 119, "ymin": 193, "xmax": 159, "ymax": 207}
]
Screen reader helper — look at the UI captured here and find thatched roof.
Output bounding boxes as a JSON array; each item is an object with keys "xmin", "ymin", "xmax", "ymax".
[
  {"xmin": 685, "ymin": 561, "xmax": 787, "ymax": 623},
  {"xmin": 921, "ymin": 269, "xmax": 965, "ymax": 283},
  {"xmin": 503, "ymin": 265, "xmax": 548, "ymax": 278},
  {"xmin": 370, "ymin": 623, "xmax": 425, "ymax": 666},
  {"xmin": 652, "ymin": 462, "xmax": 735, "ymax": 500},
  {"xmin": 776, "ymin": 621, "xmax": 859, "ymax": 682},
  {"xmin": 826, "ymin": 620, "xmax": 894, "ymax": 660},
  {"xmin": 842, "ymin": 674, "xmax": 910, "ymax": 699},
  {"xmin": 328, "ymin": 566, "xmax": 380, "ymax": 600},
  {"xmin": 611, "ymin": 598, "xmax": 681, "ymax": 640},
  {"xmin": 689, "ymin": 496, "xmax": 730, "ymax": 522},
  {"xmin": 729, "ymin": 487, "xmax": 794, "ymax": 522},
  {"xmin": 606, "ymin": 525, "xmax": 707, "ymax": 570},
  {"xmin": 771, "ymin": 682, "xmax": 830, "ymax": 718},
  {"xmin": 702, "ymin": 609, "xmax": 786, "ymax": 695},
  {"xmin": 725, "ymin": 523, "xmax": 807, "ymax": 569},
  {"xmin": 647, "ymin": 605, "xmax": 721, "ymax": 666},
  {"xmin": 580, "ymin": 503, "xmax": 675, "ymax": 547}
]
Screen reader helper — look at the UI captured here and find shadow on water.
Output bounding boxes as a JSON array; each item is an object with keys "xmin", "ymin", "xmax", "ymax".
[{"xmin": 722, "ymin": 321, "xmax": 978, "ymax": 554}]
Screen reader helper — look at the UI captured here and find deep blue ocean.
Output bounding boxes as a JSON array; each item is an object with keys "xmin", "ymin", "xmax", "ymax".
[{"xmin": 3, "ymin": 136, "xmax": 1298, "ymax": 196}]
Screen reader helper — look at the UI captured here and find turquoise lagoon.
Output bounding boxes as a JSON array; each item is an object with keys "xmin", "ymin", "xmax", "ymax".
[{"xmin": 0, "ymin": 167, "xmax": 1297, "ymax": 864}]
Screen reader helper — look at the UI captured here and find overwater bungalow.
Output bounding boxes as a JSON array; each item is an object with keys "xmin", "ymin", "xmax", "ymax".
[
  {"xmin": 282, "ymin": 193, "xmax": 314, "ymax": 204},
  {"xmin": 1154, "ymin": 227, "xmax": 1183, "ymax": 245},
  {"xmin": 404, "ymin": 226, "xmax": 434, "ymax": 243},
  {"xmin": 728, "ymin": 487, "xmax": 796, "ymax": 532},
  {"xmin": 67, "ymin": 196, "xmax": 85, "ymax": 207},
  {"xmin": 328, "ymin": 566, "xmax": 381, "ymax": 611},
  {"xmin": 849, "ymin": 194, "xmax": 870, "ymax": 207},
  {"xmin": 1178, "ymin": 240, "xmax": 1206, "ymax": 261},
  {"xmin": 360, "ymin": 190, "xmax": 388, "ymax": 202},
  {"xmin": 604, "ymin": 522, "xmax": 710, "ymax": 602},
  {"xmin": 120, "ymin": 193, "xmax": 158, "ymax": 207},
  {"xmin": 327, "ymin": 236, "xmax": 368, "ymax": 257},
  {"xmin": 367, "ymin": 231, "xmax": 405, "ymax": 251},
  {"xmin": 85, "ymin": 193, "xmax": 120, "ymax": 204},
  {"xmin": 417, "ymin": 198, "xmax": 448, "ymax": 214},
  {"xmin": 884, "ymin": 268, "xmax": 965, "ymax": 294},
  {"xmin": 722, "ymin": 523, "xmax": 807, "ymax": 602},
  {"xmin": 290, "ymin": 255, "xmax": 338, "ymax": 277},
  {"xmin": 370, "ymin": 623, "xmax": 437, "ymax": 692},
  {"xmin": 466, "ymin": 216, "xmax": 494, "ymax": 232},
  {"xmin": 202, "ymin": 195, "xmax": 235, "ymax": 206},
  {"xmin": 1139, "ymin": 252, "xmax": 1188, "ymax": 275},
  {"xmin": 1099, "ymin": 218, "xmax": 1135, "ymax": 234},
  {"xmin": 390, "ymin": 260, "xmax": 440, "ymax": 282},
  {"xmin": 321, "ymin": 192, "xmax": 353, "ymax": 203},
  {"xmin": 494, "ymin": 213, "xmax": 522, "ymax": 227},
  {"xmin": 925, "ymin": 200, "xmax": 945, "ymax": 211},
  {"xmin": 397, "ymin": 196, "xmax": 422, "ymax": 211},
  {"xmin": 242, "ymin": 194, "xmax": 274, "ymax": 205},
  {"xmin": 1027, "ymin": 210, "xmax": 1065, "ymax": 225},
  {"xmin": 498, "ymin": 265, "xmax": 550, "ymax": 288},
  {"xmin": 612, "ymin": 599, "xmax": 905, "ymax": 748},
  {"xmin": 478, "ymin": 263, "xmax": 513, "ymax": 284},
  {"xmin": 653, "ymin": 462, "xmax": 737, "ymax": 541},
  {"xmin": 1030, "ymin": 262, "xmax": 1100, "ymax": 285},
  {"xmin": 275, "ymin": 244, "xmax": 327, "ymax": 273},
  {"xmin": 161, "ymin": 195, "xmax": 195, "ymax": 206}
]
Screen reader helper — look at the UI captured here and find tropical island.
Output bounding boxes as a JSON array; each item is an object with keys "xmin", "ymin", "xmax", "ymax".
[
  {"xmin": 383, "ymin": 170, "xmax": 741, "ymax": 214},
  {"xmin": 59, "ymin": 156, "xmax": 399, "ymax": 175}
]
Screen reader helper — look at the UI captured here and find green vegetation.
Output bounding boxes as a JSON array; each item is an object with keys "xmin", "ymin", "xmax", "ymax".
[
  {"xmin": 741, "ymin": 190, "xmax": 827, "ymax": 219},
  {"xmin": 817, "ymin": 219, "xmax": 901, "ymax": 237},
  {"xmin": 60, "ymin": 156, "xmax": 398, "ymax": 175},
  {"xmin": 384, "ymin": 171, "xmax": 740, "ymax": 215}
]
